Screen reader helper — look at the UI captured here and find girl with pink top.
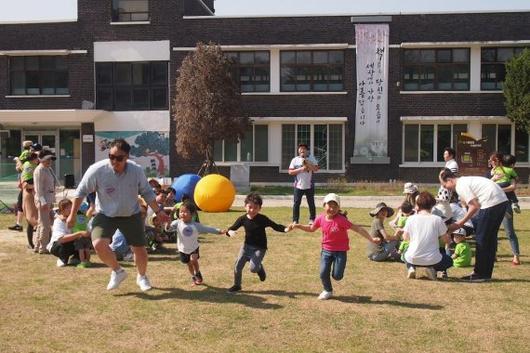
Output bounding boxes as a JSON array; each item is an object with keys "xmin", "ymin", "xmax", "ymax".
[{"xmin": 293, "ymin": 193, "xmax": 380, "ymax": 300}]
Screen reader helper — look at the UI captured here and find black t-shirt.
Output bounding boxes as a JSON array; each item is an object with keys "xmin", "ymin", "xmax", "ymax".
[{"xmin": 228, "ymin": 213, "xmax": 286, "ymax": 249}]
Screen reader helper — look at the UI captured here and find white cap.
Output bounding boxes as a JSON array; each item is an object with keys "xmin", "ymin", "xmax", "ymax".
[
  {"xmin": 403, "ymin": 182, "xmax": 418, "ymax": 194},
  {"xmin": 323, "ymin": 193, "xmax": 340, "ymax": 207},
  {"xmin": 452, "ymin": 228, "xmax": 467, "ymax": 236}
]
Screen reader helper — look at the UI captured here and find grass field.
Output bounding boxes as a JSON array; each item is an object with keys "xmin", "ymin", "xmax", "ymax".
[{"xmin": 0, "ymin": 208, "xmax": 528, "ymax": 353}]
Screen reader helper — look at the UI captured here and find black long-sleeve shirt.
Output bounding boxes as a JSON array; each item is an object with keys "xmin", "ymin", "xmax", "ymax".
[{"xmin": 228, "ymin": 213, "xmax": 286, "ymax": 249}]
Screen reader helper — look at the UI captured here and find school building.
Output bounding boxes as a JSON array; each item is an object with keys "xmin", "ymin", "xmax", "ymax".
[{"xmin": 0, "ymin": 1, "xmax": 529, "ymax": 184}]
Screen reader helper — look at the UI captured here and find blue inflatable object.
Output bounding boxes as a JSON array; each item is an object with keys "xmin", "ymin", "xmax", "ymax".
[{"xmin": 171, "ymin": 174, "xmax": 201, "ymax": 203}]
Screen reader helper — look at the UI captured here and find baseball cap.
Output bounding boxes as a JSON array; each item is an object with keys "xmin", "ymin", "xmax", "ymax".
[
  {"xmin": 323, "ymin": 193, "xmax": 340, "ymax": 207},
  {"xmin": 31, "ymin": 143, "xmax": 43, "ymax": 151},
  {"xmin": 452, "ymin": 228, "xmax": 467, "ymax": 236}
]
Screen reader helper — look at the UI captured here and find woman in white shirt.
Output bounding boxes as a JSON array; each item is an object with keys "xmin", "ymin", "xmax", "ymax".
[{"xmin": 403, "ymin": 191, "xmax": 453, "ymax": 280}]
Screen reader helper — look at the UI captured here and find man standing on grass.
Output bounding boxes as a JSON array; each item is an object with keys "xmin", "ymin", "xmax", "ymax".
[
  {"xmin": 439, "ymin": 168, "xmax": 508, "ymax": 282},
  {"xmin": 288, "ymin": 143, "xmax": 319, "ymax": 225},
  {"xmin": 67, "ymin": 139, "xmax": 169, "ymax": 291}
]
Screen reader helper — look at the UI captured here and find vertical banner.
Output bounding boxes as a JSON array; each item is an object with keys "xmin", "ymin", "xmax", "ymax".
[{"xmin": 352, "ymin": 24, "xmax": 390, "ymax": 163}]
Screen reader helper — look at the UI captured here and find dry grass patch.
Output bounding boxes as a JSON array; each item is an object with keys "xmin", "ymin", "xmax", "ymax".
[{"xmin": 0, "ymin": 208, "xmax": 528, "ymax": 353}]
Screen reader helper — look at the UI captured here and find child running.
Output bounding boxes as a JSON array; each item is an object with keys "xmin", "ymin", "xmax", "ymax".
[
  {"xmin": 293, "ymin": 193, "xmax": 380, "ymax": 300},
  {"xmin": 226, "ymin": 193, "xmax": 290, "ymax": 293},
  {"xmin": 167, "ymin": 201, "xmax": 225, "ymax": 285}
]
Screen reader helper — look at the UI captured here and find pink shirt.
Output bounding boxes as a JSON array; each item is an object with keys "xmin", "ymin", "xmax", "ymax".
[{"xmin": 313, "ymin": 213, "xmax": 353, "ymax": 251}]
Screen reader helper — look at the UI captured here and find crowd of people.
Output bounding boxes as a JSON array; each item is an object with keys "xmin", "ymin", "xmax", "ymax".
[{"xmin": 5, "ymin": 140, "xmax": 523, "ymax": 300}]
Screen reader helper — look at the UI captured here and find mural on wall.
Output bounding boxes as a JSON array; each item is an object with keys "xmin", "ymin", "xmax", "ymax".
[{"xmin": 95, "ymin": 131, "xmax": 170, "ymax": 177}]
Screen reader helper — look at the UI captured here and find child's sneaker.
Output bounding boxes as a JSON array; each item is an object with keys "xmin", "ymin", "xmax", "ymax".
[
  {"xmin": 407, "ymin": 267, "xmax": 416, "ymax": 279},
  {"xmin": 56, "ymin": 258, "xmax": 66, "ymax": 267},
  {"xmin": 512, "ymin": 203, "xmax": 521, "ymax": 214},
  {"xmin": 107, "ymin": 269, "xmax": 127, "ymax": 290},
  {"xmin": 257, "ymin": 267, "xmax": 266, "ymax": 282},
  {"xmin": 425, "ymin": 267, "xmax": 437, "ymax": 281},
  {"xmin": 318, "ymin": 290, "xmax": 333, "ymax": 300},
  {"xmin": 193, "ymin": 272, "xmax": 203, "ymax": 285},
  {"xmin": 76, "ymin": 261, "xmax": 91, "ymax": 269},
  {"xmin": 227, "ymin": 285, "xmax": 242, "ymax": 293}
]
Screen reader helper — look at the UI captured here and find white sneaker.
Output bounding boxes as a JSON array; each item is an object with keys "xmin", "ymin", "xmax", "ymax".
[
  {"xmin": 407, "ymin": 267, "xmax": 416, "ymax": 279},
  {"xmin": 318, "ymin": 290, "xmax": 333, "ymax": 300},
  {"xmin": 136, "ymin": 274, "xmax": 152, "ymax": 292},
  {"xmin": 107, "ymin": 269, "xmax": 127, "ymax": 290},
  {"xmin": 425, "ymin": 267, "xmax": 437, "ymax": 281},
  {"xmin": 56, "ymin": 259, "xmax": 66, "ymax": 267}
]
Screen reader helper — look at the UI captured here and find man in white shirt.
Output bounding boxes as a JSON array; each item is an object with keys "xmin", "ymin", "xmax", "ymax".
[
  {"xmin": 443, "ymin": 147, "xmax": 459, "ymax": 174},
  {"xmin": 288, "ymin": 144, "xmax": 319, "ymax": 224},
  {"xmin": 440, "ymin": 169, "xmax": 508, "ymax": 282}
]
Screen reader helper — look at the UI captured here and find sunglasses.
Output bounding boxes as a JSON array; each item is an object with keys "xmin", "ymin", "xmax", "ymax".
[{"xmin": 108, "ymin": 154, "xmax": 127, "ymax": 162}]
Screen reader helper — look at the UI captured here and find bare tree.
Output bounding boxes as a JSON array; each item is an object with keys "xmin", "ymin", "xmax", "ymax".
[{"xmin": 173, "ymin": 42, "xmax": 249, "ymax": 174}]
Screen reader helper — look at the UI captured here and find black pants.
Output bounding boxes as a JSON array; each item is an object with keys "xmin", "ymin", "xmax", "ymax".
[
  {"xmin": 292, "ymin": 187, "xmax": 316, "ymax": 223},
  {"xmin": 50, "ymin": 241, "xmax": 79, "ymax": 264}
]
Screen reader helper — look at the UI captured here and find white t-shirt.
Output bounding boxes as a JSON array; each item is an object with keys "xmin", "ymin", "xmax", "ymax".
[
  {"xmin": 445, "ymin": 159, "xmax": 459, "ymax": 174},
  {"xmin": 403, "ymin": 213, "xmax": 447, "ymax": 266},
  {"xmin": 168, "ymin": 219, "xmax": 219, "ymax": 254},
  {"xmin": 456, "ymin": 176, "xmax": 507, "ymax": 209},
  {"xmin": 47, "ymin": 217, "xmax": 70, "ymax": 252},
  {"xmin": 289, "ymin": 155, "xmax": 318, "ymax": 190}
]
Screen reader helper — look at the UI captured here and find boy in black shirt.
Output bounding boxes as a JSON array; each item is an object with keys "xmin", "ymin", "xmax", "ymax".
[{"xmin": 226, "ymin": 193, "xmax": 290, "ymax": 292}]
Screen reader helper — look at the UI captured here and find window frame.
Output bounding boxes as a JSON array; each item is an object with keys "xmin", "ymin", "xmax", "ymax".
[
  {"xmin": 95, "ymin": 61, "xmax": 168, "ymax": 111},
  {"xmin": 280, "ymin": 50, "xmax": 345, "ymax": 92},
  {"xmin": 402, "ymin": 123, "xmax": 468, "ymax": 164},
  {"xmin": 9, "ymin": 56, "xmax": 69, "ymax": 96},
  {"xmin": 214, "ymin": 125, "xmax": 269, "ymax": 163},
  {"xmin": 280, "ymin": 123, "xmax": 345, "ymax": 172},
  {"xmin": 111, "ymin": 0, "xmax": 150, "ymax": 22},
  {"xmin": 225, "ymin": 51, "xmax": 271, "ymax": 93},
  {"xmin": 480, "ymin": 47, "xmax": 527, "ymax": 91},
  {"xmin": 402, "ymin": 48, "xmax": 470, "ymax": 91}
]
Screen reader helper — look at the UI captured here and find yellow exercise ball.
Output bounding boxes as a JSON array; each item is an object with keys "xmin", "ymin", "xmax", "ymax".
[{"xmin": 194, "ymin": 174, "xmax": 236, "ymax": 212}]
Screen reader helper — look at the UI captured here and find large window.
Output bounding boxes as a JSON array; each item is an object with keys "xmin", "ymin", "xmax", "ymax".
[
  {"xmin": 280, "ymin": 50, "xmax": 344, "ymax": 92},
  {"xmin": 112, "ymin": 0, "xmax": 149, "ymax": 22},
  {"xmin": 225, "ymin": 51, "xmax": 270, "ymax": 92},
  {"xmin": 481, "ymin": 47, "xmax": 527, "ymax": 90},
  {"xmin": 9, "ymin": 56, "xmax": 69, "ymax": 95},
  {"xmin": 281, "ymin": 124, "xmax": 343, "ymax": 171},
  {"xmin": 403, "ymin": 123, "xmax": 467, "ymax": 162},
  {"xmin": 482, "ymin": 124, "xmax": 512, "ymax": 156},
  {"xmin": 402, "ymin": 48, "xmax": 470, "ymax": 91},
  {"xmin": 96, "ymin": 61, "xmax": 168, "ymax": 111},
  {"xmin": 214, "ymin": 125, "xmax": 268, "ymax": 162}
]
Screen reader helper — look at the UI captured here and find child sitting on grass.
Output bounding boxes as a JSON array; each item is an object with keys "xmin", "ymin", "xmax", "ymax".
[
  {"xmin": 47, "ymin": 199, "xmax": 91, "ymax": 267},
  {"xmin": 293, "ymin": 193, "xmax": 380, "ymax": 300},
  {"xmin": 367, "ymin": 202, "xmax": 400, "ymax": 262},
  {"xmin": 451, "ymin": 228, "xmax": 472, "ymax": 268},
  {"xmin": 395, "ymin": 201, "xmax": 414, "ymax": 262},
  {"xmin": 166, "ymin": 201, "xmax": 225, "ymax": 285},
  {"xmin": 226, "ymin": 193, "xmax": 290, "ymax": 293}
]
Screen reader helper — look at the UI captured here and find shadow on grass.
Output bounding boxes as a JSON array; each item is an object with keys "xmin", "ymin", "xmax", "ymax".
[
  {"xmin": 332, "ymin": 295, "xmax": 444, "ymax": 310},
  {"xmin": 115, "ymin": 284, "xmax": 283, "ymax": 310}
]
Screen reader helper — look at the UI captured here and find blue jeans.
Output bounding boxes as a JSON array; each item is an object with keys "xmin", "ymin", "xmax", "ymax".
[
  {"xmin": 502, "ymin": 206, "xmax": 520, "ymax": 256},
  {"xmin": 405, "ymin": 253, "xmax": 453, "ymax": 272},
  {"xmin": 474, "ymin": 201, "xmax": 509, "ymax": 279},
  {"xmin": 233, "ymin": 244, "xmax": 266, "ymax": 286},
  {"xmin": 320, "ymin": 250, "xmax": 347, "ymax": 292},
  {"xmin": 292, "ymin": 187, "xmax": 316, "ymax": 223}
]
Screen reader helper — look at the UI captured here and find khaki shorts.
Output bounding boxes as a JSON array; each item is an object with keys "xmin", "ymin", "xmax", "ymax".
[{"xmin": 91, "ymin": 213, "xmax": 146, "ymax": 247}]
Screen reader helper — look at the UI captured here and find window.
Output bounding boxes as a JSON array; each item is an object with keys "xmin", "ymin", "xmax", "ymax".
[
  {"xmin": 225, "ymin": 51, "xmax": 270, "ymax": 92},
  {"xmin": 112, "ymin": 0, "xmax": 149, "ymax": 22},
  {"xmin": 403, "ymin": 123, "xmax": 467, "ymax": 162},
  {"xmin": 95, "ymin": 61, "xmax": 168, "ymax": 111},
  {"xmin": 515, "ymin": 129, "xmax": 529, "ymax": 163},
  {"xmin": 280, "ymin": 50, "xmax": 344, "ymax": 92},
  {"xmin": 482, "ymin": 124, "xmax": 512, "ymax": 156},
  {"xmin": 481, "ymin": 47, "xmax": 527, "ymax": 90},
  {"xmin": 402, "ymin": 48, "xmax": 470, "ymax": 91},
  {"xmin": 9, "ymin": 56, "xmax": 69, "ymax": 95},
  {"xmin": 214, "ymin": 125, "xmax": 269, "ymax": 162},
  {"xmin": 281, "ymin": 124, "xmax": 344, "ymax": 171}
]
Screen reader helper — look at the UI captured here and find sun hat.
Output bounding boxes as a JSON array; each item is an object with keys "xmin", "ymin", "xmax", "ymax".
[
  {"xmin": 369, "ymin": 202, "xmax": 395, "ymax": 217},
  {"xmin": 403, "ymin": 182, "xmax": 418, "ymax": 194},
  {"xmin": 323, "ymin": 193, "xmax": 340, "ymax": 207},
  {"xmin": 23, "ymin": 140, "xmax": 33, "ymax": 148}
]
